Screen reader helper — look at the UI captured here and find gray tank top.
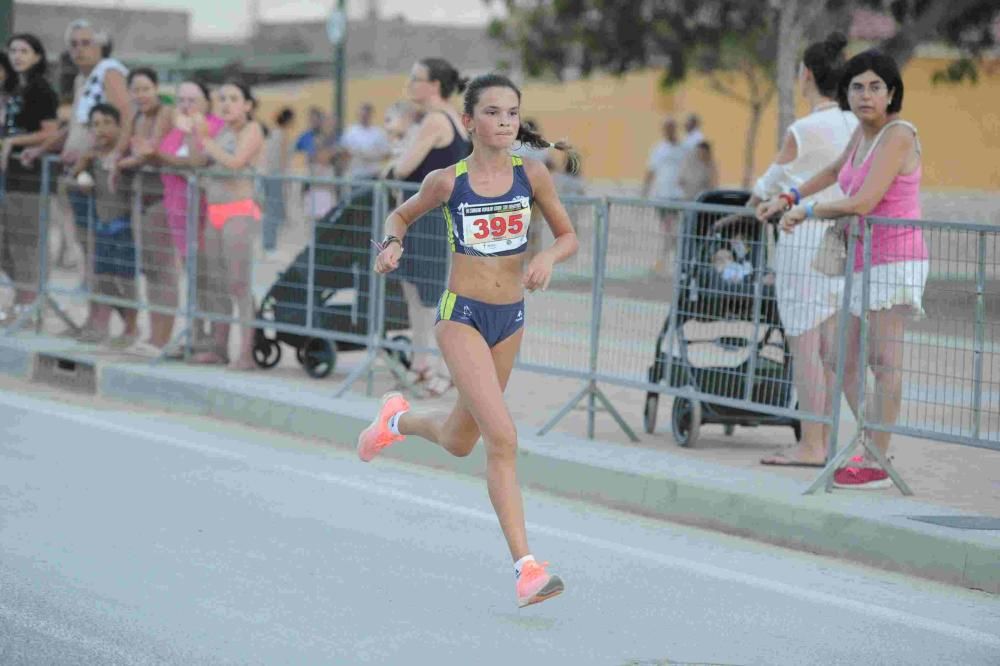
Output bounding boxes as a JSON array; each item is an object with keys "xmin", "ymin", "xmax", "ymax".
[
  {"xmin": 205, "ymin": 125, "xmax": 258, "ymax": 204},
  {"xmin": 215, "ymin": 126, "xmax": 238, "ymax": 155}
]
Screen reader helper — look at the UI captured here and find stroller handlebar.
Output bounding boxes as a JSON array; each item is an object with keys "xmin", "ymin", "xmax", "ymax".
[{"xmin": 711, "ymin": 213, "xmax": 780, "ymax": 234}]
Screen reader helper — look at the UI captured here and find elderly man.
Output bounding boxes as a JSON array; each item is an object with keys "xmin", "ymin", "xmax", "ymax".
[{"xmin": 23, "ymin": 19, "xmax": 129, "ymax": 173}]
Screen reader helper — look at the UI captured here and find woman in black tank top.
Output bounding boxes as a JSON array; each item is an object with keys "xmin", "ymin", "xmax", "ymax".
[
  {"xmin": 403, "ymin": 111, "xmax": 469, "ymax": 185},
  {"xmin": 391, "ymin": 58, "xmax": 471, "ymax": 184},
  {"xmin": 388, "ymin": 58, "xmax": 472, "ymax": 396}
]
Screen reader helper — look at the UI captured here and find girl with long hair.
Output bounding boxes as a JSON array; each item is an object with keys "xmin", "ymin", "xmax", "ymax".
[
  {"xmin": 189, "ymin": 81, "xmax": 264, "ymax": 370},
  {"xmin": 359, "ymin": 73, "xmax": 580, "ymax": 608},
  {"xmin": 0, "ymin": 33, "xmax": 59, "ymax": 323}
]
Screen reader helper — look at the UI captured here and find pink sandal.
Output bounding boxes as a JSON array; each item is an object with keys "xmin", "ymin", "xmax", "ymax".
[{"xmin": 191, "ymin": 350, "xmax": 230, "ymax": 365}]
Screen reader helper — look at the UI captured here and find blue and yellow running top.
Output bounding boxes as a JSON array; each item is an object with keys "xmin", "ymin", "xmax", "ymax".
[{"xmin": 443, "ymin": 155, "xmax": 534, "ymax": 257}]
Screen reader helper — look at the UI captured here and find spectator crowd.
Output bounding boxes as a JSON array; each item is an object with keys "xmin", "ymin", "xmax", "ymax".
[{"xmin": 0, "ymin": 16, "xmax": 700, "ymax": 379}]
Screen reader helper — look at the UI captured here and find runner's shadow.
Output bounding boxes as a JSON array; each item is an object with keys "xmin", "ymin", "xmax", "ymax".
[{"xmin": 495, "ymin": 612, "xmax": 559, "ymax": 630}]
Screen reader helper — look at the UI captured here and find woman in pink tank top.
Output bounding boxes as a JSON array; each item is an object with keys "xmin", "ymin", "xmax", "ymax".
[
  {"xmin": 757, "ymin": 50, "xmax": 929, "ymax": 490},
  {"xmin": 156, "ymin": 82, "xmax": 225, "ymax": 260},
  {"xmin": 128, "ymin": 80, "xmax": 224, "ymax": 352}
]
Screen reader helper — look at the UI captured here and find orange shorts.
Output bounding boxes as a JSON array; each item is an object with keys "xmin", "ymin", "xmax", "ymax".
[{"xmin": 206, "ymin": 199, "xmax": 262, "ymax": 230}]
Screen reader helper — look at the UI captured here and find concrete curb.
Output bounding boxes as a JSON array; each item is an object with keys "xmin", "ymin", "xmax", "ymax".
[{"xmin": 2, "ymin": 334, "xmax": 997, "ymax": 594}]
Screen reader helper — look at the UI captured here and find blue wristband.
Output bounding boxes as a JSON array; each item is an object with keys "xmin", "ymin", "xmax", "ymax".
[
  {"xmin": 805, "ymin": 201, "xmax": 816, "ymax": 218},
  {"xmin": 790, "ymin": 187, "xmax": 801, "ymax": 204}
]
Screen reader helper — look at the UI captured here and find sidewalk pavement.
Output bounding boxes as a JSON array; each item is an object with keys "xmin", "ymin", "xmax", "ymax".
[{"xmin": 1, "ymin": 331, "xmax": 996, "ymax": 594}]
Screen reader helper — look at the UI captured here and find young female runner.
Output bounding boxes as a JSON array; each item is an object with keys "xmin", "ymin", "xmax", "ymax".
[{"xmin": 358, "ymin": 73, "xmax": 579, "ymax": 608}]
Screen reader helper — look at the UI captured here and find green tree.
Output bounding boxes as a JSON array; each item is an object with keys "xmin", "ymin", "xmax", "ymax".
[
  {"xmin": 865, "ymin": 0, "xmax": 997, "ymax": 73},
  {"xmin": 694, "ymin": 25, "xmax": 781, "ymax": 188}
]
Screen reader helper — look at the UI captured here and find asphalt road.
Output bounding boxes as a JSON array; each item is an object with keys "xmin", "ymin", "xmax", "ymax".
[{"xmin": 0, "ymin": 388, "xmax": 997, "ymax": 666}]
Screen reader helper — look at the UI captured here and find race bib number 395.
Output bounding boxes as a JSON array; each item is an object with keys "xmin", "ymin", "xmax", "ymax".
[{"xmin": 460, "ymin": 197, "xmax": 532, "ymax": 255}]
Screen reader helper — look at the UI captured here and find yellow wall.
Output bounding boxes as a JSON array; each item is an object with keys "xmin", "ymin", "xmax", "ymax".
[{"xmin": 255, "ymin": 57, "xmax": 1000, "ymax": 191}]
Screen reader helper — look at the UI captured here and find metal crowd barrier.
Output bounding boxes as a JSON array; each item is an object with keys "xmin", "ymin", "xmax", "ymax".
[
  {"xmin": 618, "ymin": 194, "xmax": 838, "ymax": 439},
  {"xmin": 5, "ymin": 157, "xmax": 996, "ymax": 497},
  {"xmin": 807, "ymin": 216, "xmax": 1000, "ymax": 493}
]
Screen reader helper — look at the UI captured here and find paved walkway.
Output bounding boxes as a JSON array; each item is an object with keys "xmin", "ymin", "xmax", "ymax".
[
  {"xmin": 185, "ymin": 345, "xmax": 1000, "ymax": 516},
  {"xmin": 15, "ymin": 190, "xmax": 999, "ymax": 518}
]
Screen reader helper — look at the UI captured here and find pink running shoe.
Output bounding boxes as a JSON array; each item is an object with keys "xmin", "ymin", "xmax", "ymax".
[
  {"xmin": 357, "ymin": 392, "xmax": 410, "ymax": 462},
  {"xmin": 516, "ymin": 560, "xmax": 564, "ymax": 608},
  {"xmin": 833, "ymin": 458, "xmax": 891, "ymax": 489}
]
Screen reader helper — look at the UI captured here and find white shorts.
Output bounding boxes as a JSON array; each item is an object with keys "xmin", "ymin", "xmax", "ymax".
[
  {"xmin": 849, "ymin": 259, "xmax": 929, "ymax": 318},
  {"xmin": 774, "ymin": 220, "xmax": 845, "ymax": 337}
]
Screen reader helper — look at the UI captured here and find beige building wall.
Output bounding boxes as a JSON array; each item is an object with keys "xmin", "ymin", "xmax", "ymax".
[
  {"xmin": 256, "ymin": 57, "xmax": 1000, "ymax": 191},
  {"xmin": 13, "ymin": 2, "xmax": 190, "ymax": 57},
  {"xmin": 255, "ymin": 18, "xmax": 514, "ymax": 76}
]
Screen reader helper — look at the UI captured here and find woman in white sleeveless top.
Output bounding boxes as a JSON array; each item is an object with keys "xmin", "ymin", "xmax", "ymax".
[{"xmin": 748, "ymin": 34, "xmax": 859, "ymax": 466}]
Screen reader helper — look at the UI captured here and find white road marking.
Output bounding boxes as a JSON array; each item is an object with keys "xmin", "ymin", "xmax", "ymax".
[
  {"xmin": 0, "ymin": 391, "xmax": 244, "ymax": 461},
  {"xmin": 0, "ymin": 604, "xmax": 154, "ymax": 665},
  {"xmin": 281, "ymin": 466, "xmax": 1000, "ymax": 649},
  {"xmin": 2, "ymin": 390, "xmax": 998, "ymax": 649}
]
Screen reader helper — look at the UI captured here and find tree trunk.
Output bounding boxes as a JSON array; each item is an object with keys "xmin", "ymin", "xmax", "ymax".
[
  {"xmin": 743, "ymin": 102, "xmax": 764, "ymax": 189},
  {"xmin": 777, "ymin": 0, "xmax": 836, "ymax": 148},
  {"xmin": 776, "ymin": 1, "xmax": 805, "ymax": 149}
]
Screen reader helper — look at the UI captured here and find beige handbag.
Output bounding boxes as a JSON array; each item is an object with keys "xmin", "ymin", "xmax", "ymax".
[{"xmin": 812, "ymin": 217, "xmax": 852, "ymax": 277}]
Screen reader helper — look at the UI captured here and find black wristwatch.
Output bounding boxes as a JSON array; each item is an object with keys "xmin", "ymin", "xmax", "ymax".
[{"xmin": 381, "ymin": 235, "xmax": 402, "ymax": 250}]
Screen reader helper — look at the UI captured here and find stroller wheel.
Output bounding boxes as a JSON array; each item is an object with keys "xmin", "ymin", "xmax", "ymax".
[
  {"xmin": 390, "ymin": 334, "xmax": 413, "ymax": 369},
  {"xmin": 643, "ymin": 392, "xmax": 659, "ymax": 434},
  {"xmin": 253, "ymin": 337, "xmax": 282, "ymax": 369},
  {"xmin": 671, "ymin": 397, "xmax": 702, "ymax": 448},
  {"xmin": 302, "ymin": 338, "xmax": 336, "ymax": 379}
]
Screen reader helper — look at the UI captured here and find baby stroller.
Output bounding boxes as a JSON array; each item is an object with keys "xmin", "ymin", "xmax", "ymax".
[
  {"xmin": 252, "ymin": 186, "xmax": 412, "ymax": 379},
  {"xmin": 643, "ymin": 189, "xmax": 801, "ymax": 446}
]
